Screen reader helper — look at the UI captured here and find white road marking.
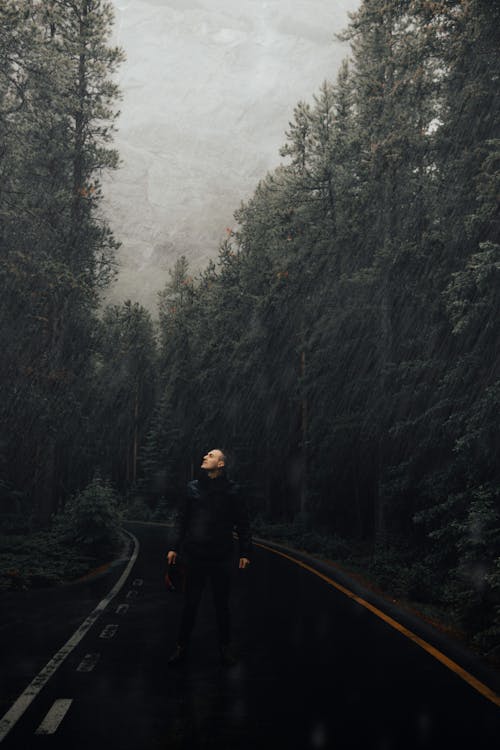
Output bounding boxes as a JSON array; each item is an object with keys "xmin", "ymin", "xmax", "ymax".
[
  {"xmin": 132, "ymin": 578, "xmax": 143, "ymax": 587},
  {"xmin": 35, "ymin": 699, "xmax": 72, "ymax": 735},
  {"xmin": 76, "ymin": 653, "xmax": 100, "ymax": 673},
  {"xmin": 99, "ymin": 624, "xmax": 118, "ymax": 639},
  {"xmin": 116, "ymin": 603, "xmax": 129, "ymax": 615},
  {"xmin": 126, "ymin": 589, "xmax": 138, "ymax": 599},
  {"xmin": 0, "ymin": 530, "xmax": 139, "ymax": 744}
]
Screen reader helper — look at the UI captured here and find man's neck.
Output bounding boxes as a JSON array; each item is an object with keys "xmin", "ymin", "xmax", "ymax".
[{"xmin": 207, "ymin": 469, "xmax": 223, "ymax": 480}]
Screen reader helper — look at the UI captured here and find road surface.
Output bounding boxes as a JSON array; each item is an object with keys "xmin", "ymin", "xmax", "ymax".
[{"xmin": 0, "ymin": 521, "xmax": 498, "ymax": 748}]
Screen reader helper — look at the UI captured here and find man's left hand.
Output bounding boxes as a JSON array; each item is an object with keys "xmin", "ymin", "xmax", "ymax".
[{"xmin": 239, "ymin": 557, "xmax": 250, "ymax": 569}]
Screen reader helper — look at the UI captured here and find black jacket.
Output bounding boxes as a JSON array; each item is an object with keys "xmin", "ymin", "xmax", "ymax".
[{"xmin": 171, "ymin": 471, "xmax": 253, "ymax": 561}]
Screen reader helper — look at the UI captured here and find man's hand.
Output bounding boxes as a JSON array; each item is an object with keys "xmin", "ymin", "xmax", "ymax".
[
  {"xmin": 167, "ymin": 550, "xmax": 177, "ymax": 566},
  {"xmin": 239, "ymin": 557, "xmax": 250, "ymax": 569}
]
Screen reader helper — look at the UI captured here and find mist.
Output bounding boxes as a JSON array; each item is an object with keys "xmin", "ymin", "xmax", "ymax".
[{"xmin": 103, "ymin": 0, "xmax": 358, "ymax": 309}]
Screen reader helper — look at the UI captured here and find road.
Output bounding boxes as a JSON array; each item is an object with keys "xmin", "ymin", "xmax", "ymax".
[{"xmin": 0, "ymin": 521, "xmax": 499, "ymax": 749}]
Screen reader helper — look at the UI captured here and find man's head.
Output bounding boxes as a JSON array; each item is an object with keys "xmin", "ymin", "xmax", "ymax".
[{"xmin": 201, "ymin": 449, "xmax": 226, "ymax": 477}]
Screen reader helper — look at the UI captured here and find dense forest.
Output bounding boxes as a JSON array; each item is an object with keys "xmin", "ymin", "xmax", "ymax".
[{"xmin": 0, "ymin": 1, "xmax": 499, "ymax": 654}]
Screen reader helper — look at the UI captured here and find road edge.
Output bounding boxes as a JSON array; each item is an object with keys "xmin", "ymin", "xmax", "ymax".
[
  {"xmin": 0, "ymin": 530, "xmax": 140, "ymax": 743},
  {"xmin": 254, "ymin": 535, "xmax": 500, "ymax": 703}
]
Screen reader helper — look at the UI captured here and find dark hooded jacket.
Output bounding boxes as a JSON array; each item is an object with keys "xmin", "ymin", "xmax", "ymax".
[{"xmin": 171, "ymin": 471, "xmax": 253, "ymax": 562}]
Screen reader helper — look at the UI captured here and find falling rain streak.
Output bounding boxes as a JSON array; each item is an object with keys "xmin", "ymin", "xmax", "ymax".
[{"xmin": 0, "ymin": 5, "xmax": 498, "ymax": 748}]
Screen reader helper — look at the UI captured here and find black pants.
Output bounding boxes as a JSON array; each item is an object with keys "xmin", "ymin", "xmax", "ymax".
[{"xmin": 177, "ymin": 556, "xmax": 233, "ymax": 648}]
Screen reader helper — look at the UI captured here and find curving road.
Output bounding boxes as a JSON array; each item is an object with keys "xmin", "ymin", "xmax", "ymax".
[{"xmin": 0, "ymin": 521, "xmax": 499, "ymax": 749}]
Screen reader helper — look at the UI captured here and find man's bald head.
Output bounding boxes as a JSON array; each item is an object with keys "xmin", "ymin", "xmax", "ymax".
[{"xmin": 201, "ymin": 449, "xmax": 226, "ymax": 476}]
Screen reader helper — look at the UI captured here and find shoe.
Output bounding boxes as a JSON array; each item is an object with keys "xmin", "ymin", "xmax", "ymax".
[
  {"xmin": 219, "ymin": 644, "xmax": 237, "ymax": 667},
  {"xmin": 168, "ymin": 644, "xmax": 188, "ymax": 667}
]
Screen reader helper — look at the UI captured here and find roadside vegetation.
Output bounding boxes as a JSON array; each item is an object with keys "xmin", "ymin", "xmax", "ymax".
[
  {"xmin": 0, "ymin": 476, "xmax": 123, "ymax": 591},
  {"xmin": 251, "ymin": 515, "xmax": 500, "ymax": 667}
]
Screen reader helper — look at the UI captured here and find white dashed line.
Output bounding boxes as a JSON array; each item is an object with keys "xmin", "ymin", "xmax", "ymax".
[
  {"xmin": 116, "ymin": 604, "xmax": 129, "ymax": 615},
  {"xmin": 76, "ymin": 653, "xmax": 100, "ymax": 673},
  {"xmin": 35, "ymin": 699, "xmax": 72, "ymax": 735},
  {"xmin": 0, "ymin": 531, "xmax": 139, "ymax": 743},
  {"xmin": 99, "ymin": 624, "xmax": 119, "ymax": 639}
]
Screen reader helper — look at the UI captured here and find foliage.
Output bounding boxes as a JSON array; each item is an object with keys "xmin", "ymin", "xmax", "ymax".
[
  {"xmin": 0, "ymin": 530, "xmax": 93, "ymax": 590},
  {"xmin": 91, "ymin": 301, "xmax": 158, "ymax": 491},
  {"xmin": 252, "ymin": 513, "xmax": 351, "ymax": 561},
  {"xmin": 152, "ymin": 495, "xmax": 175, "ymax": 522},
  {"xmin": 121, "ymin": 495, "xmax": 153, "ymax": 522},
  {"xmin": 0, "ymin": 472, "xmax": 123, "ymax": 590},
  {"xmin": 0, "ymin": 0, "xmax": 124, "ymax": 524},
  {"xmin": 55, "ymin": 475, "xmax": 122, "ymax": 553},
  {"xmin": 146, "ymin": 0, "xmax": 499, "ymax": 648}
]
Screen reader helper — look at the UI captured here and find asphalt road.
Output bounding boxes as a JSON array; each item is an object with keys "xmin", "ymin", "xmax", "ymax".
[{"xmin": 0, "ymin": 521, "xmax": 499, "ymax": 749}]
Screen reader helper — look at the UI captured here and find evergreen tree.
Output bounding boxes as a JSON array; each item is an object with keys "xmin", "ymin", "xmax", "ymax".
[
  {"xmin": 0, "ymin": 0, "xmax": 124, "ymax": 523},
  {"xmin": 94, "ymin": 301, "xmax": 158, "ymax": 491}
]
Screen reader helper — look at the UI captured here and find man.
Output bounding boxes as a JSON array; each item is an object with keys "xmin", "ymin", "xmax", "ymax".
[{"xmin": 166, "ymin": 448, "xmax": 252, "ymax": 667}]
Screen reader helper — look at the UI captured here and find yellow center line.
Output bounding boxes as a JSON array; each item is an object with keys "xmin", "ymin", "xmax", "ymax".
[{"xmin": 255, "ymin": 540, "xmax": 500, "ymax": 708}]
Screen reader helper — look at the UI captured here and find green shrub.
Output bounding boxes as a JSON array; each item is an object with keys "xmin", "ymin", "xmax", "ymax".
[
  {"xmin": 0, "ymin": 530, "xmax": 92, "ymax": 590},
  {"xmin": 55, "ymin": 476, "xmax": 121, "ymax": 554},
  {"xmin": 252, "ymin": 513, "xmax": 350, "ymax": 560},
  {"xmin": 424, "ymin": 486, "xmax": 500, "ymax": 644},
  {"xmin": 153, "ymin": 495, "xmax": 173, "ymax": 521},
  {"xmin": 122, "ymin": 495, "xmax": 153, "ymax": 521}
]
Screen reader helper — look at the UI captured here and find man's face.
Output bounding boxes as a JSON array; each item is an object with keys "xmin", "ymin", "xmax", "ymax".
[{"xmin": 201, "ymin": 449, "xmax": 225, "ymax": 472}]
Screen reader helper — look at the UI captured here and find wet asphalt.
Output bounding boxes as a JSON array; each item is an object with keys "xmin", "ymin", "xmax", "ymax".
[{"xmin": 0, "ymin": 521, "xmax": 499, "ymax": 749}]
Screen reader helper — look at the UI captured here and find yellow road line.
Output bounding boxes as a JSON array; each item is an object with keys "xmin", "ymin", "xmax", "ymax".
[{"xmin": 255, "ymin": 540, "xmax": 500, "ymax": 708}]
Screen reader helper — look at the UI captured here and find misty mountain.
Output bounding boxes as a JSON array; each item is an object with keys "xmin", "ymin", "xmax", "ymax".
[{"xmin": 103, "ymin": 0, "xmax": 359, "ymax": 309}]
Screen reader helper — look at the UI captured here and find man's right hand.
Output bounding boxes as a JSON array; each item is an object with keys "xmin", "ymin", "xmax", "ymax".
[{"xmin": 167, "ymin": 550, "xmax": 177, "ymax": 565}]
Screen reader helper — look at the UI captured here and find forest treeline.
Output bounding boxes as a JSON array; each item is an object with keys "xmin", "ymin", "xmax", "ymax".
[
  {"xmin": 0, "ymin": 2, "xmax": 499, "ymax": 649},
  {"xmin": 149, "ymin": 0, "xmax": 500, "ymax": 650},
  {"xmin": 0, "ymin": 0, "xmax": 126, "ymax": 527}
]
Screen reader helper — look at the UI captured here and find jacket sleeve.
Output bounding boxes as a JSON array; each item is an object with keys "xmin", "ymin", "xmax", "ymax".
[
  {"xmin": 234, "ymin": 488, "xmax": 253, "ymax": 559},
  {"xmin": 170, "ymin": 488, "xmax": 192, "ymax": 553}
]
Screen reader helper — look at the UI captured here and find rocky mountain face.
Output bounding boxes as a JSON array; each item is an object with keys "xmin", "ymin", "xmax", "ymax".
[{"xmin": 103, "ymin": 0, "xmax": 358, "ymax": 310}]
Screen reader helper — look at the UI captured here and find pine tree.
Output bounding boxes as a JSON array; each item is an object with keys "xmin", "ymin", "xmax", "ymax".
[
  {"xmin": 95, "ymin": 302, "xmax": 158, "ymax": 491},
  {"xmin": 0, "ymin": 1, "xmax": 124, "ymax": 523}
]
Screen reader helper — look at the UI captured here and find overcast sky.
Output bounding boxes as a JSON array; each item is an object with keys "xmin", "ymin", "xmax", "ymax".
[{"xmin": 104, "ymin": 0, "xmax": 360, "ymax": 310}]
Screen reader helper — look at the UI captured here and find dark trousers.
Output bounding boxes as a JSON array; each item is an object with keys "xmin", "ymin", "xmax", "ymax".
[{"xmin": 177, "ymin": 557, "xmax": 233, "ymax": 648}]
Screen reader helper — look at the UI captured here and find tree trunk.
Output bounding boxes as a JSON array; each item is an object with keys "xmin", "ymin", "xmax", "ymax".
[
  {"xmin": 133, "ymin": 386, "xmax": 139, "ymax": 484},
  {"xmin": 34, "ymin": 441, "xmax": 56, "ymax": 527},
  {"xmin": 375, "ymin": 283, "xmax": 392, "ymax": 547},
  {"xmin": 299, "ymin": 349, "xmax": 308, "ymax": 514}
]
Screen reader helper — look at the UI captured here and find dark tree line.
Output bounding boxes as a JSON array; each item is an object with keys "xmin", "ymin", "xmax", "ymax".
[
  {"xmin": 0, "ymin": 1, "xmax": 155, "ymax": 525},
  {"xmin": 142, "ymin": 0, "xmax": 499, "ymax": 648}
]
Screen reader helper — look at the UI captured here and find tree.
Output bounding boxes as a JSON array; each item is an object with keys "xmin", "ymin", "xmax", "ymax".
[
  {"xmin": 94, "ymin": 301, "xmax": 158, "ymax": 491},
  {"xmin": 0, "ymin": 1, "xmax": 124, "ymax": 524}
]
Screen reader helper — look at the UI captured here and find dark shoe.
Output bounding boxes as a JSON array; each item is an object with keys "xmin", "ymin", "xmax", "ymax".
[
  {"xmin": 168, "ymin": 644, "xmax": 188, "ymax": 667},
  {"xmin": 219, "ymin": 644, "xmax": 237, "ymax": 667}
]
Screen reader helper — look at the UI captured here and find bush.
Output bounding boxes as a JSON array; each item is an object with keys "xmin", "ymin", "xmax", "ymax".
[
  {"xmin": 55, "ymin": 476, "xmax": 122, "ymax": 555},
  {"xmin": 0, "ymin": 477, "xmax": 123, "ymax": 591},
  {"xmin": 122, "ymin": 495, "xmax": 153, "ymax": 521},
  {"xmin": 252, "ymin": 513, "xmax": 350, "ymax": 559},
  {"xmin": 418, "ymin": 485, "xmax": 500, "ymax": 646},
  {"xmin": 153, "ymin": 495, "xmax": 174, "ymax": 522},
  {"xmin": 0, "ymin": 530, "xmax": 93, "ymax": 591}
]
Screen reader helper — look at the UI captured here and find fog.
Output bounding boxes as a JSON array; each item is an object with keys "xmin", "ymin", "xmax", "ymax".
[{"xmin": 103, "ymin": 0, "xmax": 359, "ymax": 310}]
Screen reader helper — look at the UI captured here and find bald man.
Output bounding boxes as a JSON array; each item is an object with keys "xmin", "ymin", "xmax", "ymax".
[{"xmin": 166, "ymin": 449, "xmax": 253, "ymax": 667}]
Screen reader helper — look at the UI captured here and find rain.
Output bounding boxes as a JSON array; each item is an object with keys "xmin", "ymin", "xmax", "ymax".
[{"xmin": 0, "ymin": 1, "xmax": 499, "ymax": 748}]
